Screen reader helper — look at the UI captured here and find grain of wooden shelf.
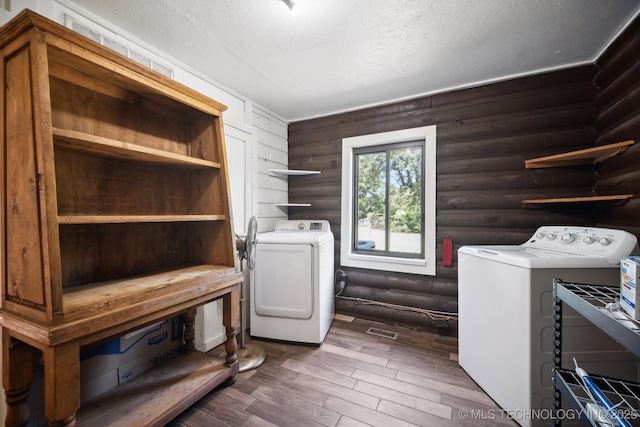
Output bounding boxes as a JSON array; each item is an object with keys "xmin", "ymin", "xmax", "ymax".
[
  {"xmin": 522, "ymin": 194, "xmax": 634, "ymax": 206},
  {"xmin": 63, "ymin": 265, "xmax": 236, "ymax": 313},
  {"xmin": 53, "ymin": 128, "xmax": 221, "ymax": 169},
  {"xmin": 76, "ymin": 351, "xmax": 238, "ymax": 427},
  {"xmin": 57, "ymin": 214, "xmax": 226, "ymax": 224},
  {"xmin": 524, "ymin": 140, "xmax": 635, "ymax": 169}
]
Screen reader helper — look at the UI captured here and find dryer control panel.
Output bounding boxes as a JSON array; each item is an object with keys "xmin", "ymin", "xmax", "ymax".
[
  {"xmin": 274, "ymin": 220, "xmax": 331, "ymax": 232},
  {"xmin": 525, "ymin": 226, "xmax": 639, "ymax": 263}
]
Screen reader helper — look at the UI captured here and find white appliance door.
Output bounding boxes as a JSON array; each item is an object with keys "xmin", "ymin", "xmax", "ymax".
[
  {"xmin": 254, "ymin": 243, "xmax": 314, "ymax": 319},
  {"xmin": 458, "ymin": 251, "xmax": 532, "ymax": 422}
]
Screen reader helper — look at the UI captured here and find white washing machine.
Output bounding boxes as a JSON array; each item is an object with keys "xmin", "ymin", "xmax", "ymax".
[
  {"xmin": 459, "ymin": 226, "xmax": 639, "ymax": 427},
  {"xmin": 250, "ymin": 219, "xmax": 334, "ymax": 344}
]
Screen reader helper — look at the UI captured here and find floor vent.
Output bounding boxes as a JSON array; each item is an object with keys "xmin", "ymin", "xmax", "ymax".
[{"xmin": 366, "ymin": 327, "xmax": 398, "ymax": 340}]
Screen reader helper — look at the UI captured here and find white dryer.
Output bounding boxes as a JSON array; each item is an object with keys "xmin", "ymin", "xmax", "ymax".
[
  {"xmin": 459, "ymin": 226, "xmax": 639, "ymax": 427},
  {"xmin": 250, "ymin": 220, "xmax": 334, "ymax": 344}
]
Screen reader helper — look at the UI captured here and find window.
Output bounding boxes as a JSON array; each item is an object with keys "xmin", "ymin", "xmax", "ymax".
[{"xmin": 341, "ymin": 126, "xmax": 436, "ymax": 275}]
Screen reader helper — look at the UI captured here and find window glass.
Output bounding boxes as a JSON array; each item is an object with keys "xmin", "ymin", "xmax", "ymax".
[
  {"xmin": 355, "ymin": 151, "xmax": 386, "ymax": 252},
  {"xmin": 354, "ymin": 142, "xmax": 423, "ymax": 257},
  {"xmin": 389, "ymin": 144, "xmax": 423, "ymax": 255}
]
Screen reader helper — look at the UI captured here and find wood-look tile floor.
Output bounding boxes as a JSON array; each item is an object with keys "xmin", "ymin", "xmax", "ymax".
[{"xmin": 167, "ymin": 316, "xmax": 517, "ymax": 427}]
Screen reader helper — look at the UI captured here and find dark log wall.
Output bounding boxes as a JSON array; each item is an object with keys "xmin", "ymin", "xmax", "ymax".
[
  {"xmin": 594, "ymin": 17, "xmax": 640, "ymax": 236},
  {"xmin": 288, "ymin": 65, "xmax": 600, "ymax": 336}
]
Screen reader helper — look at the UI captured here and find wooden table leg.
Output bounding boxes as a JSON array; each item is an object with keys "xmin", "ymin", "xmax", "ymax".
[
  {"xmin": 182, "ymin": 307, "xmax": 197, "ymax": 354},
  {"xmin": 3, "ymin": 332, "xmax": 34, "ymax": 427},
  {"xmin": 223, "ymin": 286, "xmax": 240, "ymax": 383},
  {"xmin": 42, "ymin": 340, "xmax": 80, "ymax": 427}
]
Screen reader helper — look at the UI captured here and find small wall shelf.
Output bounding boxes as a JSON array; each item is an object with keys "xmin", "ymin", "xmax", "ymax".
[
  {"xmin": 268, "ymin": 169, "xmax": 320, "ymax": 207},
  {"xmin": 268, "ymin": 169, "xmax": 321, "ymax": 176},
  {"xmin": 522, "ymin": 194, "xmax": 634, "ymax": 207},
  {"xmin": 523, "ymin": 140, "xmax": 635, "ymax": 208},
  {"xmin": 524, "ymin": 140, "xmax": 634, "ymax": 169}
]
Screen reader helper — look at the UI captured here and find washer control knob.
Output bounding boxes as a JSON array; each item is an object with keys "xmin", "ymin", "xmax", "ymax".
[
  {"xmin": 297, "ymin": 222, "xmax": 305, "ymax": 230},
  {"xmin": 583, "ymin": 236, "xmax": 594, "ymax": 245},
  {"xmin": 546, "ymin": 234, "xmax": 557, "ymax": 240},
  {"xmin": 535, "ymin": 232, "xmax": 546, "ymax": 239},
  {"xmin": 561, "ymin": 233, "xmax": 575, "ymax": 244},
  {"xmin": 599, "ymin": 237, "xmax": 611, "ymax": 246}
]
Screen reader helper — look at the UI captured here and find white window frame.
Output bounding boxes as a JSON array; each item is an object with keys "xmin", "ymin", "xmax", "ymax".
[{"xmin": 340, "ymin": 125, "xmax": 436, "ymax": 275}]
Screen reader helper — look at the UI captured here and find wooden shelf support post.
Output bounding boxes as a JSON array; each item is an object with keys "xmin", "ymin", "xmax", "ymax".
[
  {"xmin": 44, "ymin": 340, "xmax": 81, "ymax": 427},
  {"xmin": 224, "ymin": 286, "xmax": 240, "ymax": 379},
  {"xmin": 3, "ymin": 335, "xmax": 34, "ymax": 427}
]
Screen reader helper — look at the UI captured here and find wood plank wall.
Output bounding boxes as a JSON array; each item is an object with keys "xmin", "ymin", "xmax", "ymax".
[
  {"xmin": 253, "ymin": 107, "xmax": 290, "ymax": 233},
  {"xmin": 593, "ymin": 17, "xmax": 640, "ymax": 236},
  {"xmin": 288, "ymin": 65, "xmax": 601, "ymax": 336}
]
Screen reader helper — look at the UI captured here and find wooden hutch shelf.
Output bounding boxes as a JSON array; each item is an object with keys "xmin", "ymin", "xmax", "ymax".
[
  {"xmin": 75, "ymin": 351, "xmax": 237, "ymax": 426},
  {"xmin": 53, "ymin": 128, "xmax": 222, "ymax": 169},
  {"xmin": 57, "ymin": 214, "xmax": 226, "ymax": 224},
  {"xmin": 524, "ymin": 140, "xmax": 634, "ymax": 169},
  {"xmin": 0, "ymin": 10, "xmax": 242, "ymax": 427}
]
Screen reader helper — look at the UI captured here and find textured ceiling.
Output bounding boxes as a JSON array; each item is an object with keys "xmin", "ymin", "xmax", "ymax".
[{"xmin": 68, "ymin": 0, "xmax": 640, "ymax": 122}]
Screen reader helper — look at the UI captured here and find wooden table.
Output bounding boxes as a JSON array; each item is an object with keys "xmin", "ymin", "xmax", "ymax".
[{"xmin": 1, "ymin": 282, "xmax": 240, "ymax": 427}]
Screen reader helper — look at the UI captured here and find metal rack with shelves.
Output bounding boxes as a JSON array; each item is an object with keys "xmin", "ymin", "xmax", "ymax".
[{"xmin": 552, "ymin": 280, "xmax": 640, "ymax": 426}]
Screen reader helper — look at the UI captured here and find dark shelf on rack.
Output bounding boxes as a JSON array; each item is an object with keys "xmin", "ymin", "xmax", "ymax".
[
  {"xmin": 554, "ymin": 368, "xmax": 640, "ymax": 426},
  {"xmin": 556, "ymin": 282, "xmax": 640, "ymax": 359},
  {"xmin": 553, "ymin": 281, "xmax": 640, "ymax": 426}
]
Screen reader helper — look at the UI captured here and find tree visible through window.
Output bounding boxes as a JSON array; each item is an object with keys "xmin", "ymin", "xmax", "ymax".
[{"xmin": 354, "ymin": 140, "xmax": 424, "ymax": 257}]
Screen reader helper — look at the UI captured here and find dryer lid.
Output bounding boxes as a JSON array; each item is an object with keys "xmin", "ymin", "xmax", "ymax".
[
  {"xmin": 458, "ymin": 226, "xmax": 639, "ymax": 268},
  {"xmin": 257, "ymin": 220, "xmax": 334, "ymax": 245}
]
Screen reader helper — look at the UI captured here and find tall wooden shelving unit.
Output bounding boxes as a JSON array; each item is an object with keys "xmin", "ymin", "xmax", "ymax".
[{"xmin": 0, "ymin": 10, "xmax": 243, "ymax": 426}]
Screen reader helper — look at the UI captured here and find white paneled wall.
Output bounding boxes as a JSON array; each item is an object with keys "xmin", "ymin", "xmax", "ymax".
[
  {"xmin": 225, "ymin": 123, "xmax": 255, "ymax": 235},
  {"xmin": 254, "ymin": 108, "xmax": 290, "ymax": 232}
]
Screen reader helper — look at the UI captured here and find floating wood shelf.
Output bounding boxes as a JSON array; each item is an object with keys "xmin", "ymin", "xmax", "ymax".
[
  {"xmin": 267, "ymin": 169, "xmax": 321, "ymax": 176},
  {"xmin": 268, "ymin": 170, "xmax": 319, "ymax": 206},
  {"xmin": 524, "ymin": 140, "xmax": 635, "ymax": 169},
  {"xmin": 275, "ymin": 203, "xmax": 312, "ymax": 207},
  {"xmin": 523, "ymin": 140, "xmax": 635, "ymax": 208},
  {"xmin": 522, "ymin": 194, "xmax": 634, "ymax": 207}
]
